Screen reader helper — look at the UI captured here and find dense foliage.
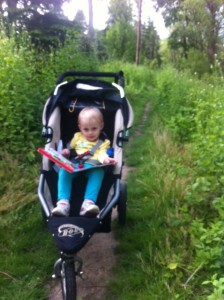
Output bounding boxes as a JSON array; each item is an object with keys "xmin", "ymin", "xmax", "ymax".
[
  {"xmin": 0, "ymin": 33, "xmax": 98, "ymax": 160},
  {"xmin": 150, "ymin": 66, "xmax": 224, "ymax": 298},
  {"xmin": 154, "ymin": 0, "xmax": 224, "ymax": 75},
  {"xmin": 1, "ymin": 0, "xmax": 224, "ymax": 299}
]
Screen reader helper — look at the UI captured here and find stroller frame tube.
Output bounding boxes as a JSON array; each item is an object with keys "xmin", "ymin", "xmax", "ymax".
[
  {"xmin": 98, "ymin": 178, "xmax": 120, "ymax": 219},
  {"xmin": 38, "ymin": 173, "xmax": 51, "ymax": 218},
  {"xmin": 56, "ymin": 70, "xmax": 124, "ymax": 87}
]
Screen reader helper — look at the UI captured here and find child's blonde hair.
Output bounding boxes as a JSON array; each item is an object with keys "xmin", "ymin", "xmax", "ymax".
[{"xmin": 78, "ymin": 107, "xmax": 104, "ymax": 125}]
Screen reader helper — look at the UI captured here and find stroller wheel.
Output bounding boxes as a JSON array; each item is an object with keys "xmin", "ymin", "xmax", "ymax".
[
  {"xmin": 61, "ymin": 260, "xmax": 77, "ymax": 300},
  {"xmin": 117, "ymin": 180, "xmax": 127, "ymax": 226}
]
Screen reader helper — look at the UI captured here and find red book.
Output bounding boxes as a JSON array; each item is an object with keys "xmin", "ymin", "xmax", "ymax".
[
  {"xmin": 38, "ymin": 147, "xmax": 75, "ymax": 173},
  {"xmin": 38, "ymin": 147, "xmax": 113, "ymax": 173}
]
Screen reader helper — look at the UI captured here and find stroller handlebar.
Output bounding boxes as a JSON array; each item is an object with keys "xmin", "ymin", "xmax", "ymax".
[{"xmin": 56, "ymin": 70, "xmax": 125, "ymax": 87}]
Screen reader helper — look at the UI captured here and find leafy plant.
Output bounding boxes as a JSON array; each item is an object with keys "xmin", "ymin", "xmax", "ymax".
[{"xmin": 203, "ymin": 274, "xmax": 224, "ymax": 300}]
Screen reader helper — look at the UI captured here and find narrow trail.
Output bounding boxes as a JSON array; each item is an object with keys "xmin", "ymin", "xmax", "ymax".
[{"xmin": 48, "ymin": 102, "xmax": 151, "ymax": 300}]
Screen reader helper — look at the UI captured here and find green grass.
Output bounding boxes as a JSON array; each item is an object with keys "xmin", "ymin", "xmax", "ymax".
[
  {"xmin": 104, "ymin": 119, "xmax": 197, "ymax": 300},
  {"xmin": 0, "ymin": 203, "xmax": 58, "ymax": 299},
  {"xmin": 0, "ymin": 152, "xmax": 41, "ymax": 212},
  {"xmin": 102, "ymin": 65, "xmax": 224, "ymax": 298},
  {"xmin": 1, "ymin": 64, "xmax": 223, "ymax": 299}
]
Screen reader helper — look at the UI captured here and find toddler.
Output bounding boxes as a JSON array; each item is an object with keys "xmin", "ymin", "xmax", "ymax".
[{"xmin": 52, "ymin": 106, "xmax": 117, "ymax": 217}]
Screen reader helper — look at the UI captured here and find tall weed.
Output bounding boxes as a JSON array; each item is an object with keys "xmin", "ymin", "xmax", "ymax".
[
  {"xmin": 0, "ymin": 152, "xmax": 39, "ymax": 212},
  {"xmin": 0, "ymin": 34, "xmax": 99, "ymax": 164},
  {"xmin": 152, "ymin": 65, "xmax": 224, "ymax": 297},
  {"xmin": 109, "ymin": 120, "xmax": 195, "ymax": 299},
  {"xmin": 108, "ymin": 64, "xmax": 224, "ymax": 299}
]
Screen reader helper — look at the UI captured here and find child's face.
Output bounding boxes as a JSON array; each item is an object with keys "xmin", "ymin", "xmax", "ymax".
[{"xmin": 78, "ymin": 118, "xmax": 103, "ymax": 142}]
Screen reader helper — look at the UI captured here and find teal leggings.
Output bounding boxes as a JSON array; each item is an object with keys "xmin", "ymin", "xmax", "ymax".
[{"xmin": 57, "ymin": 164, "xmax": 104, "ymax": 203}]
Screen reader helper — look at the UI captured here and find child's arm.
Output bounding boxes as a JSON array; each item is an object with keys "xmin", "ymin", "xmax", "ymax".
[
  {"xmin": 62, "ymin": 133, "xmax": 79, "ymax": 158},
  {"xmin": 61, "ymin": 148, "xmax": 70, "ymax": 157},
  {"xmin": 98, "ymin": 139, "xmax": 117, "ymax": 165},
  {"xmin": 103, "ymin": 156, "xmax": 117, "ymax": 165}
]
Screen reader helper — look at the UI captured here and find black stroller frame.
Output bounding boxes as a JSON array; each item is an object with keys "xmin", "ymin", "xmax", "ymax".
[{"xmin": 37, "ymin": 70, "xmax": 134, "ymax": 299}]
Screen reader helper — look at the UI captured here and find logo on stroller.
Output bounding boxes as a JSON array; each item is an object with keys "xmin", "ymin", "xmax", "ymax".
[{"xmin": 58, "ymin": 224, "xmax": 84, "ymax": 238}]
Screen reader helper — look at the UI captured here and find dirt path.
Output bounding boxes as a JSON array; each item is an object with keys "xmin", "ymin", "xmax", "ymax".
[{"xmin": 48, "ymin": 103, "xmax": 151, "ymax": 299}]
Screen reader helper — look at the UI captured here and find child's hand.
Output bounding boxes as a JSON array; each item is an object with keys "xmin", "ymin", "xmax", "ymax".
[
  {"xmin": 61, "ymin": 148, "xmax": 70, "ymax": 157},
  {"xmin": 103, "ymin": 156, "xmax": 117, "ymax": 165}
]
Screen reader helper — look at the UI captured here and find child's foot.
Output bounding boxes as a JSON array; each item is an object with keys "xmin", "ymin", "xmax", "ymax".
[
  {"xmin": 80, "ymin": 200, "xmax": 99, "ymax": 217},
  {"xmin": 52, "ymin": 200, "xmax": 70, "ymax": 217}
]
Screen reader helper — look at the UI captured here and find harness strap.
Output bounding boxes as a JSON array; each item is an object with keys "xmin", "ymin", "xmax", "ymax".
[
  {"xmin": 74, "ymin": 139, "xmax": 104, "ymax": 168},
  {"xmin": 89, "ymin": 139, "xmax": 104, "ymax": 156}
]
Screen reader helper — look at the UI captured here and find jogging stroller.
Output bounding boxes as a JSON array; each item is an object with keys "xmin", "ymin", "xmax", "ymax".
[{"xmin": 37, "ymin": 70, "xmax": 134, "ymax": 300}]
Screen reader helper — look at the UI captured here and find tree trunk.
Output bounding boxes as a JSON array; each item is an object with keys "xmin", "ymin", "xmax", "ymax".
[
  {"xmin": 135, "ymin": 0, "xmax": 142, "ymax": 65},
  {"xmin": 88, "ymin": 0, "xmax": 94, "ymax": 41},
  {"xmin": 206, "ymin": 1, "xmax": 218, "ymax": 66}
]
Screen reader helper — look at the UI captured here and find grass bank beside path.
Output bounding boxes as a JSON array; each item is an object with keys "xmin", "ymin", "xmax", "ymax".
[
  {"xmin": 105, "ymin": 115, "xmax": 195, "ymax": 299},
  {"xmin": 101, "ymin": 70, "xmax": 210, "ymax": 300},
  {"xmin": 103, "ymin": 64, "xmax": 223, "ymax": 300},
  {"xmin": 0, "ymin": 202, "xmax": 58, "ymax": 299}
]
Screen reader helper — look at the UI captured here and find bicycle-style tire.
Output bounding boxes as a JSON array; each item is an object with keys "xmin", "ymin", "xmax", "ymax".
[
  {"xmin": 61, "ymin": 260, "xmax": 77, "ymax": 300},
  {"xmin": 117, "ymin": 180, "xmax": 127, "ymax": 226}
]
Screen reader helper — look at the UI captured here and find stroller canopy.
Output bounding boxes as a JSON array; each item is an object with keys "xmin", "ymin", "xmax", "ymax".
[{"xmin": 44, "ymin": 77, "xmax": 133, "ymax": 130}]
